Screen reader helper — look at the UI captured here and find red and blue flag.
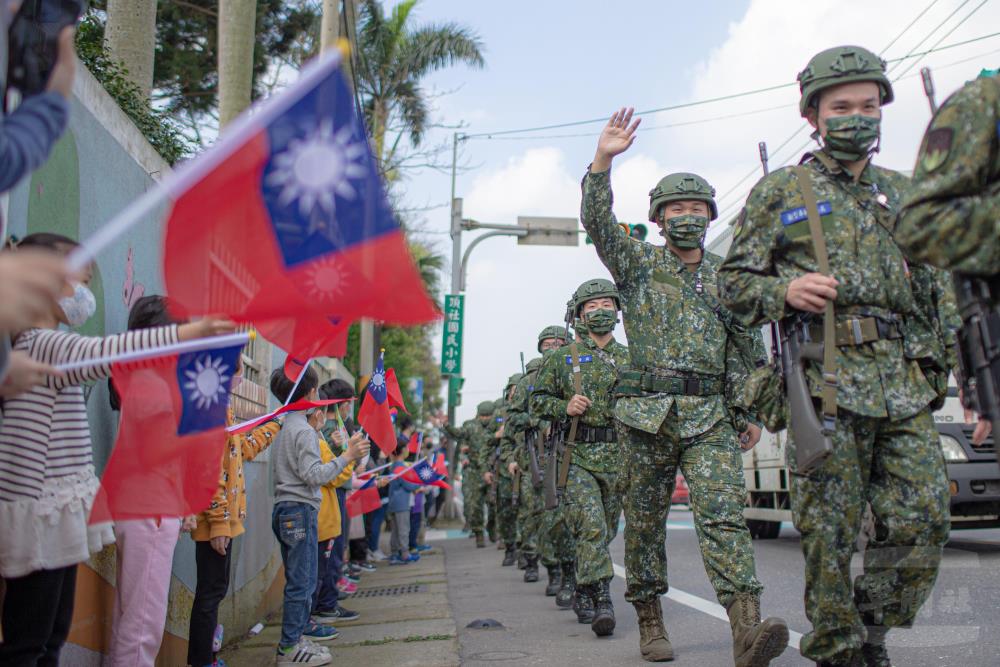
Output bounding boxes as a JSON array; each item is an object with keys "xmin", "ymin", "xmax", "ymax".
[
  {"xmin": 346, "ymin": 477, "xmax": 382, "ymax": 518},
  {"xmin": 357, "ymin": 352, "xmax": 396, "ymax": 456},
  {"xmin": 161, "ymin": 52, "xmax": 438, "ymax": 354},
  {"xmin": 401, "ymin": 458, "xmax": 450, "ymax": 490},
  {"xmin": 90, "ymin": 342, "xmax": 245, "ymax": 523}
]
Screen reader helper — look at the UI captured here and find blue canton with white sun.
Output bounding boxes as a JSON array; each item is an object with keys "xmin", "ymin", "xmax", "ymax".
[
  {"xmin": 176, "ymin": 344, "xmax": 243, "ymax": 435},
  {"xmin": 260, "ymin": 65, "xmax": 398, "ymax": 270}
]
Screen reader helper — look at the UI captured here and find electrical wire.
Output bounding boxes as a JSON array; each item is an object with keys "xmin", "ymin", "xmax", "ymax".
[
  {"xmin": 892, "ymin": 0, "xmax": 992, "ymax": 80},
  {"xmin": 879, "ymin": 0, "xmax": 943, "ymax": 56},
  {"xmin": 886, "ymin": 0, "xmax": 973, "ymax": 75}
]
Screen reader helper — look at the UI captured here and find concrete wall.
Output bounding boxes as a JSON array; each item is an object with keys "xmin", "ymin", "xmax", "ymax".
[{"xmin": 3, "ymin": 66, "xmax": 336, "ymax": 666}]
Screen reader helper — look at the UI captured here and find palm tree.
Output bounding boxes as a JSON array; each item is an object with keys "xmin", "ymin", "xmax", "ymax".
[{"xmin": 355, "ymin": 0, "xmax": 484, "ymax": 180}]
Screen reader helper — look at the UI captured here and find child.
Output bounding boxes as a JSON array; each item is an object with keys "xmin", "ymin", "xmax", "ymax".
[
  {"xmin": 186, "ymin": 357, "xmax": 282, "ymax": 667},
  {"xmin": 0, "ymin": 233, "xmax": 234, "ymax": 665},
  {"xmin": 317, "ymin": 379, "xmax": 360, "ymax": 592},
  {"xmin": 387, "ymin": 445, "xmax": 423, "ymax": 566},
  {"xmin": 269, "ymin": 367, "xmax": 370, "ymax": 665}
]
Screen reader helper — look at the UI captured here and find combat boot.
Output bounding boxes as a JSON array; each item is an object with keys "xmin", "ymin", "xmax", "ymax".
[
  {"xmin": 555, "ymin": 561, "xmax": 576, "ymax": 608},
  {"xmin": 860, "ymin": 626, "xmax": 892, "ymax": 667},
  {"xmin": 633, "ymin": 597, "xmax": 674, "ymax": 662},
  {"xmin": 573, "ymin": 584, "xmax": 596, "ymax": 624},
  {"xmin": 544, "ymin": 564, "xmax": 561, "ymax": 595},
  {"xmin": 590, "ymin": 578, "xmax": 615, "ymax": 637},
  {"xmin": 502, "ymin": 544, "xmax": 516, "ymax": 566},
  {"xmin": 517, "ymin": 550, "xmax": 528, "ymax": 570},
  {"xmin": 523, "ymin": 555, "xmax": 539, "ymax": 583},
  {"xmin": 475, "ymin": 532, "xmax": 485, "ymax": 548},
  {"xmin": 726, "ymin": 593, "xmax": 789, "ymax": 667}
]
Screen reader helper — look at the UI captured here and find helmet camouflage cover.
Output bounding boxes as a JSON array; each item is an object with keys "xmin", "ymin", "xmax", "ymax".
[
  {"xmin": 525, "ymin": 357, "xmax": 543, "ymax": 372},
  {"xmin": 506, "ymin": 372, "xmax": 523, "ymax": 391},
  {"xmin": 537, "ymin": 324, "xmax": 568, "ymax": 352},
  {"xmin": 797, "ymin": 45, "xmax": 893, "ymax": 116},
  {"xmin": 648, "ymin": 172, "xmax": 718, "ymax": 222},
  {"xmin": 477, "ymin": 400, "xmax": 495, "ymax": 416},
  {"xmin": 572, "ymin": 278, "xmax": 621, "ymax": 315}
]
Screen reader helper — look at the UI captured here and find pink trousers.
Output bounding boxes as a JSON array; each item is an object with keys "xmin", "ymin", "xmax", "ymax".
[{"xmin": 107, "ymin": 518, "xmax": 181, "ymax": 667}]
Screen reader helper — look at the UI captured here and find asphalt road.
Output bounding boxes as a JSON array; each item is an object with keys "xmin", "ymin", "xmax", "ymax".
[{"xmin": 446, "ymin": 509, "xmax": 1000, "ymax": 666}]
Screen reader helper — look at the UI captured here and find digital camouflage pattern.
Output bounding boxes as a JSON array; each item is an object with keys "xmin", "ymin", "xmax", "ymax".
[
  {"xmin": 504, "ymin": 359, "xmax": 547, "ymax": 559},
  {"xmin": 456, "ymin": 416, "xmax": 496, "ymax": 535},
  {"xmin": 624, "ymin": 419, "xmax": 761, "ymax": 606},
  {"xmin": 897, "ymin": 75, "xmax": 1000, "ymax": 275},
  {"xmin": 581, "ymin": 169, "xmax": 765, "ymax": 438},
  {"xmin": 530, "ymin": 334, "xmax": 629, "ymax": 586},
  {"xmin": 539, "ymin": 494, "xmax": 574, "ymax": 566},
  {"xmin": 718, "ymin": 151, "xmax": 942, "ymax": 420},
  {"xmin": 581, "ymin": 166, "xmax": 766, "ymax": 613},
  {"xmin": 717, "ymin": 147, "xmax": 951, "ymax": 663}
]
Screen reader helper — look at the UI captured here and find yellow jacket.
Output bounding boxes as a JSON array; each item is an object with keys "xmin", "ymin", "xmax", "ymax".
[{"xmin": 318, "ymin": 435, "xmax": 355, "ymax": 542}]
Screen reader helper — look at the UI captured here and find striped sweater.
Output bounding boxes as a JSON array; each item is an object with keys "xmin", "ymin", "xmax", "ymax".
[{"xmin": 0, "ymin": 325, "xmax": 179, "ymax": 577}]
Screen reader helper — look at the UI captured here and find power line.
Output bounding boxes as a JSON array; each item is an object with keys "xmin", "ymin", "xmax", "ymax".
[
  {"xmin": 893, "ymin": 0, "xmax": 991, "ymax": 80},
  {"xmin": 886, "ymin": 0, "xmax": 972, "ymax": 75},
  {"xmin": 880, "ymin": 0, "xmax": 943, "ymax": 56}
]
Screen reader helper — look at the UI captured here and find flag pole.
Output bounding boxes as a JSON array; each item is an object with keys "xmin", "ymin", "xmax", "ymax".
[
  {"xmin": 54, "ymin": 332, "xmax": 249, "ymax": 373},
  {"xmin": 66, "ymin": 49, "xmax": 343, "ymax": 273},
  {"xmin": 284, "ymin": 357, "xmax": 314, "ymax": 407}
]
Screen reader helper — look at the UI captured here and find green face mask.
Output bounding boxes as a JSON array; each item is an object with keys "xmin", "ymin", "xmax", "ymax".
[
  {"xmin": 574, "ymin": 317, "xmax": 589, "ymax": 336},
  {"xmin": 663, "ymin": 214, "xmax": 709, "ymax": 249},
  {"xmin": 822, "ymin": 114, "xmax": 880, "ymax": 162},
  {"xmin": 584, "ymin": 308, "xmax": 617, "ymax": 334}
]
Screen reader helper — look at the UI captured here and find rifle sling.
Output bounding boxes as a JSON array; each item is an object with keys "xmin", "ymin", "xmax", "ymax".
[
  {"xmin": 557, "ymin": 341, "xmax": 584, "ymax": 489},
  {"xmin": 793, "ymin": 166, "xmax": 838, "ymax": 428}
]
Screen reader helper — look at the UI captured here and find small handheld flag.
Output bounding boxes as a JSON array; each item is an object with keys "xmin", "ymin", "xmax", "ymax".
[
  {"xmin": 357, "ymin": 352, "xmax": 396, "ymax": 455},
  {"xmin": 407, "ymin": 431, "xmax": 421, "ymax": 455},
  {"xmin": 346, "ymin": 477, "xmax": 382, "ymax": 517},
  {"xmin": 400, "ymin": 458, "xmax": 450, "ymax": 490}
]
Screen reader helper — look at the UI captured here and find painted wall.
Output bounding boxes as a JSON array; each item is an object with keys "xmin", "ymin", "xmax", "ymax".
[{"xmin": 4, "ymin": 67, "xmax": 291, "ymax": 666}]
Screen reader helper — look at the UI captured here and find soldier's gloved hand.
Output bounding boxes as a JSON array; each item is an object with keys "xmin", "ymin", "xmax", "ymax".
[
  {"xmin": 738, "ymin": 423, "xmax": 762, "ymax": 451},
  {"xmin": 483, "ymin": 471, "xmax": 494, "ymax": 485},
  {"xmin": 566, "ymin": 394, "xmax": 593, "ymax": 416},
  {"xmin": 785, "ymin": 273, "xmax": 839, "ymax": 314},
  {"xmin": 507, "ymin": 462, "xmax": 520, "ymax": 476}
]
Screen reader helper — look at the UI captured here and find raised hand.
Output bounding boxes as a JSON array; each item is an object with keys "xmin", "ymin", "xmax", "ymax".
[{"xmin": 593, "ymin": 107, "xmax": 642, "ymax": 172}]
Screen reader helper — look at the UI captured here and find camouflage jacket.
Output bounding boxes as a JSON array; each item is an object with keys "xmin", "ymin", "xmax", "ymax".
[
  {"xmin": 897, "ymin": 75, "xmax": 1000, "ymax": 275},
  {"xmin": 718, "ymin": 150, "xmax": 940, "ymax": 420},
  {"xmin": 460, "ymin": 417, "xmax": 494, "ymax": 471},
  {"xmin": 531, "ymin": 335, "xmax": 629, "ymax": 472},
  {"xmin": 491, "ymin": 398, "xmax": 513, "ymax": 477},
  {"xmin": 502, "ymin": 361, "xmax": 546, "ymax": 470},
  {"xmin": 581, "ymin": 169, "xmax": 765, "ymax": 437}
]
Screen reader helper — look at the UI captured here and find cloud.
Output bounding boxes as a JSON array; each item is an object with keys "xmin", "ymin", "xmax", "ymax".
[{"xmin": 464, "ymin": 147, "xmax": 580, "ymax": 222}]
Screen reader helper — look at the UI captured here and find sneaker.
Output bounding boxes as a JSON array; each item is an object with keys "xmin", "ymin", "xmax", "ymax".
[
  {"xmin": 337, "ymin": 577, "xmax": 358, "ymax": 593},
  {"xmin": 302, "ymin": 639, "xmax": 331, "ymax": 656},
  {"xmin": 302, "ymin": 621, "xmax": 339, "ymax": 642},
  {"xmin": 414, "ymin": 544, "xmax": 432, "ymax": 552},
  {"xmin": 358, "ymin": 561, "xmax": 376, "ymax": 572},
  {"xmin": 348, "ymin": 563, "xmax": 362, "ymax": 575},
  {"xmin": 406, "ymin": 553, "xmax": 420, "ymax": 563},
  {"xmin": 389, "ymin": 555, "xmax": 407, "ymax": 566},
  {"xmin": 372, "ymin": 549, "xmax": 389, "ymax": 561},
  {"xmin": 344, "ymin": 572, "xmax": 361, "ymax": 583},
  {"xmin": 276, "ymin": 639, "xmax": 331, "ymax": 665},
  {"xmin": 332, "ymin": 606, "xmax": 361, "ymax": 622}
]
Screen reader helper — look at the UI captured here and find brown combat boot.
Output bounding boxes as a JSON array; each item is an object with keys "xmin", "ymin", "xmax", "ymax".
[
  {"xmin": 726, "ymin": 593, "xmax": 789, "ymax": 667},
  {"xmin": 475, "ymin": 532, "xmax": 485, "ymax": 548},
  {"xmin": 633, "ymin": 597, "xmax": 674, "ymax": 662}
]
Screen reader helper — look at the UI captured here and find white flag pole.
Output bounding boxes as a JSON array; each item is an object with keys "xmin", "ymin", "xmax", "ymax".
[
  {"xmin": 67, "ymin": 49, "xmax": 343, "ymax": 273},
  {"xmin": 285, "ymin": 357, "xmax": 314, "ymax": 407},
  {"xmin": 54, "ymin": 332, "xmax": 249, "ymax": 373}
]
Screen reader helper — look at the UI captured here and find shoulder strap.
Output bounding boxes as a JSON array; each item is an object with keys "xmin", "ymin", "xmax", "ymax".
[
  {"xmin": 676, "ymin": 267, "xmax": 758, "ymax": 369},
  {"xmin": 793, "ymin": 166, "xmax": 838, "ymax": 427},
  {"xmin": 566, "ymin": 342, "xmax": 583, "ymax": 443}
]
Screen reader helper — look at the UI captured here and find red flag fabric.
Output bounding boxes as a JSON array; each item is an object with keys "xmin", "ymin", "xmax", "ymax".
[
  {"xmin": 161, "ymin": 54, "xmax": 438, "ymax": 357},
  {"xmin": 263, "ymin": 316, "xmax": 349, "ymax": 374},
  {"xmin": 91, "ymin": 343, "xmax": 244, "ymax": 522},
  {"xmin": 407, "ymin": 431, "xmax": 420, "ymax": 455},
  {"xmin": 227, "ymin": 397, "xmax": 348, "ymax": 434},
  {"xmin": 346, "ymin": 478, "xmax": 382, "ymax": 517},
  {"xmin": 385, "ymin": 368, "xmax": 408, "ymax": 413},
  {"xmin": 357, "ymin": 353, "xmax": 396, "ymax": 455},
  {"xmin": 399, "ymin": 459, "xmax": 449, "ymax": 489},
  {"xmin": 432, "ymin": 453, "xmax": 448, "ymax": 478}
]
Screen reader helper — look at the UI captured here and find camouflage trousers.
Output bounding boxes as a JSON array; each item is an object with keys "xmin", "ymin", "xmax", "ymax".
[
  {"xmin": 563, "ymin": 461, "xmax": 621, "ymax": 585},
  {"xmin": 516, "ymin": 474, "xmax": 544, "ymax": 558},
  {"xmin": 789, "ymin": 408, "xmax": 949, "ymax": 664},
  {"xmin": 496, "ymin": 474, "xmax": 518, "ymax": 546},
  {"xmin": 540, "ymin": 503, "xmax": 575, "ymax": 567},
  {"xmin": 463, "ymin": 465, "xmax": 488, "ymax": 534},
  {"xmin": 624, "ymin": 417, "xmax": 762, "ymax": 605}
]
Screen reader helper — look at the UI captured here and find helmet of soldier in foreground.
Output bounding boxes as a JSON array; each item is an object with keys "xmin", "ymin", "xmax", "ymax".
[
  {"xmin": 797, "ymin": 45, "xmax": 893, "ymax": 116},
  {"xmin": 648, "ymin": 173, "xmax": 718, "ymax": 222},
  {"xmin": 537, "ymin": 325, "xmax": 568, "ymax": 353},
  {"xmin": 477, "ymin": 400, "xmax": 495, "ymax": 416},
  {"xmin": 572, "ymin": 278, "xmax": 621, "ymax": 316}
]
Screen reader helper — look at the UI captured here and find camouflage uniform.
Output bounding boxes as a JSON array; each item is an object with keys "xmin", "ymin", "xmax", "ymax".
[
  {"xmin": 531, "ymin": 335, "xmax": 629, "ymax": 586},
  {"xmin": 504, "ymin": 362, "xmax": 545, "ymax": 561},
  {"xmin": 718, "ymin": 148, "xmax": 951, "ymax": 663},
  {"xmin": 492, "ymin": 392, "xmax": 520, "ymax": 550},
  {"xmin": 459, "ymin": 413, "xmax": 495, "ymax": 538},
  {"xmin": 897, "ymin": 74, "xmax": 1000, "ymax": 274}
]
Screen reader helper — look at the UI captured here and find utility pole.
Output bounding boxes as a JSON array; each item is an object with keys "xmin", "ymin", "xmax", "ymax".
[{"xmin": 319, "ymin": 0, "xmax": 339, "ymax": 52}]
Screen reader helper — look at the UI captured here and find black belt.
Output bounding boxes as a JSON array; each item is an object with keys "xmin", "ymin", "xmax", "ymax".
[
  {"xmin": 617, "ymin": 368, "xmax": 725, "ymax": 397},
  {"xmin": 569, "ymin": 424, "xmax": 617, "ymax": 443}
]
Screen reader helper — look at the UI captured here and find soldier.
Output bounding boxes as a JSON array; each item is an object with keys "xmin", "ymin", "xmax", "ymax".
[
  {"xmin": 896, "ymin": 69, "xmax": 1000, "ymax": 274},
  {"xmin": 452, "ymin": 401, "xmax": 496, "ymax": 549},
  {"xmin": 531, "ymin": 278, "xmax": 629, "ymax": 638},
  {"xmin": 582, "ymin": 112, "xmax": 787, "ymax": 664},
  {"xmin": 489, "ymin": 374, "xmax": 523, "ymax": 565},
  {"xmin": 718, "ymin": 46, "xmax": 953, "ymax": 667}
]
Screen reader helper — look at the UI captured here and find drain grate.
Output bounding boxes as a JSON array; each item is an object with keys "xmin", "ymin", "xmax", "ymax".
[{"xmin": 352, "ymin": 584, "xmax": 427, "ymax": 598}]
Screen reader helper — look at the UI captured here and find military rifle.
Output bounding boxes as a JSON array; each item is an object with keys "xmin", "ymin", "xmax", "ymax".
[
  {"xmin": 525, "ymin": 428, "xmax": 543, "ymax": 489},
  {"xmin": 511, "ymin": 468, "xmax": 521, "ymax": 508},
  {"xmin": 543, "ymin": 426, "xmax": 562, "ymax": 510},
  {"xmin": 758, "ymin": 140, "xmax": 835, "ymax": 474}
]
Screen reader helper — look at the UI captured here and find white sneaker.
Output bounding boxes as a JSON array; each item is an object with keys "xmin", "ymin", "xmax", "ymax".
[
  {"xmin": 303, "ymin": 639, "xmax": 331, "ymax": 656},
  {"xmin": 372, "ymin": 549, "xmax": 389, "ymax": 561},
  {"xmin": 275, "ymin": 639, "xmax": 331, "ymax": 665}
]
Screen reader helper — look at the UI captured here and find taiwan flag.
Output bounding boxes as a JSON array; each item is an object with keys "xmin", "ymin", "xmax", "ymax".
[
  {"xmin": 401, "ymin": 459, "xmax": 451, "ymax": 490},
  {"xmin": 346, "ymin": 477, "xmax": 382, "ymax": 518},
  {"xmin": 407, "ymin": 431, "xmax": 421, "ymax": 455},
  {"xmin": 357, "ymin": 353, "xmax": 396, "ymax": 455},
  {"xmin": 161, "ymin": 51, "xmax": 438, "ymax": 354},
  {"xmin": 90, "ymin": 342, "xmax": 245, "ymax": 523}
]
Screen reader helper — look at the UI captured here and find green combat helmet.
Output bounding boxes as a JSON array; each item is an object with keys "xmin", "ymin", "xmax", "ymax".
[
  {"xmin": 648, "ymin": 173, "xmax": 718, "ymax": 222},
  {"xmin": 477, "ymin": 400, "xmax": 495, "ymax": 416},
  {"xmin": 797, "ymin": 45, "xmax": 893, "ymax": 116},
  {"xmin": 537, "ymin": 325, "xmax": 568, "ymax": 352},
  {"xmin": 506, "ymin": 373, "xmax": 524, "ymax": 393},
  {"xmin": 571, "ymin": 278, "xmax": 621, "ymax": 315}
]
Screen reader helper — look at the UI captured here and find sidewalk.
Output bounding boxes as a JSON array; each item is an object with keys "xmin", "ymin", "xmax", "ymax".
[{"xmin": 220, "ymin": 525, "xmax": 462, "ymax": 666}]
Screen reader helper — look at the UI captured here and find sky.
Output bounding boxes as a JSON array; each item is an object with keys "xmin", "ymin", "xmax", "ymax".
[{"xmin": 384, "ymin": 0, "xmax": 1000, "ymax": 422}]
